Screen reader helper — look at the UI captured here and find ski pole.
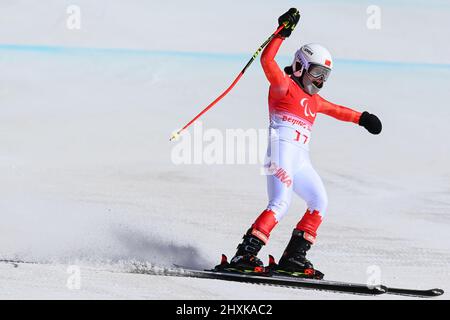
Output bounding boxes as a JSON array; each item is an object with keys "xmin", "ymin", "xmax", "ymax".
[{"xmin": 169, "ymin": 24, "xmax": 286, "ymax": 141}]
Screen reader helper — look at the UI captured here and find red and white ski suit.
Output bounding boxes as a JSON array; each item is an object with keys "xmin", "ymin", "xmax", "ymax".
[{"xmin": 250, "ymin": 36, "xmax": 362, "ymax": 245}]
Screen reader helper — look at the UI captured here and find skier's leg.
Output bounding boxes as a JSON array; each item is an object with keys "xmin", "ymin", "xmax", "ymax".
[
  {"xmin": 251, "ymin": 139, "xmax": 299, "ymax": 243},
  {"xmin": 292, "ymin": 158, "xmax": 328, "ymax": 243},
  {"xmin": 230, "ymin": 140, "xmax": 298, "ymax": 270},
  {"xmin": 276, "ymin": 153, "xmax": 327, "ymax": 277}
]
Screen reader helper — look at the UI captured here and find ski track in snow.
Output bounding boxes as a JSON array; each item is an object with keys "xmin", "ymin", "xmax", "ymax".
[{"xmin": 0, "ymin": 1, "xmax": 449, "ymax": 299}]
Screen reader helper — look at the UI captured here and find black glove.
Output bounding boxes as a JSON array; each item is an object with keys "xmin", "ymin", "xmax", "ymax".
[
  {"xmin": 359, "ymin": 111, "xmax": 382, "ymax": 135},
  {"xmin": 278, "ymin": 8, "xmax": 300, "ymax": 38}
]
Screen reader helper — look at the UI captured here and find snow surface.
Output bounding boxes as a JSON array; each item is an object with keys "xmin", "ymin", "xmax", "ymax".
[{"xmin": 0, "ymin": 0, "xmax": 449, "ymax": 299}]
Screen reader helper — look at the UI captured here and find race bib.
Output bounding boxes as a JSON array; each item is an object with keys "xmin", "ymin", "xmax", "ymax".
[{"xmin": 269, "ymin": 113, "xmax": 312, "ymax": 150}]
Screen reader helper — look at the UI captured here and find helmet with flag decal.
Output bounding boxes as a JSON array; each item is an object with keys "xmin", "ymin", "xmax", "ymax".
[{"xmin": 284, "ymin": 43, "xmax": 333, "ymax": 95}]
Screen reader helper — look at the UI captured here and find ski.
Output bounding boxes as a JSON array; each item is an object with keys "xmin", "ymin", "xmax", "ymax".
[
  {"xmin": 165, "ymin": 255, "xmax": 386, "ymax": 296},
  {"xmin": 263, "ymin": 254, "xmax": 444, "ymax": 298},
  {"xmin": 167, "ymin": 266, "xmax": 387, "ymax": 296},
  {"xmin": 385, "ymin": 286, "xmax": 444, "ymax": 298},
  {"xmin": 165, "ymin": 254, "xmax": 444, "ymax": 298}
]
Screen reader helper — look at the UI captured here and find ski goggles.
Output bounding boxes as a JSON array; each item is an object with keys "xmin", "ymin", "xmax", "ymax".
[
  {"xmin": 294, "ymin": 61, "xmax": 331, "ymax": 81},
  {"xmin": 306, "ymin": 64, "xmax": 331, "ymax": 81}
]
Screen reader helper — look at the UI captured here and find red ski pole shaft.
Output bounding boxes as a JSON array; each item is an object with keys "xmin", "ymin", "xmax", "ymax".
[{"xmin": 170, "ymin": 24, "xmax": 286, "ymax": 141}]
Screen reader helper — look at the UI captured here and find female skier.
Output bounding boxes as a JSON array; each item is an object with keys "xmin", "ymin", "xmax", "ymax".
[{"xmin": 228, "ymin": 8, "xmax": 382, "ymax": 278}]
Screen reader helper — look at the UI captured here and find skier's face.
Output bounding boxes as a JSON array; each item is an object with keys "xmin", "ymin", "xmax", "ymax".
[
  {"xmin": 298, "ymin": 64, "xmax": 331, "ymax": 95},
  {"xmin": 306, "ymin": 64, "xmax": 330, "ymax": 87}
]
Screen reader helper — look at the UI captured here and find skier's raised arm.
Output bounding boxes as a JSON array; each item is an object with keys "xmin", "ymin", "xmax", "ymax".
[
  {"xmin": 316, "ymin": 95, "xmax": 382, "ymax": 134},
  {"xmin": 260, "ymin": 37, "xmax": 287, "ymax": 92},
  {"xmin": 260, "ymin": 9, "xmax": 300, "ymax": 98}
]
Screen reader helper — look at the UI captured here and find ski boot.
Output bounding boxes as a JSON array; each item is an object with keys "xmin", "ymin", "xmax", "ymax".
[
  {"xmin": 272, "ymin": 229, "xmax": 324, "ymax": 279},
  {"xmin": 218, "ymin": 228, "xmax": 266, "ymax": 274}
]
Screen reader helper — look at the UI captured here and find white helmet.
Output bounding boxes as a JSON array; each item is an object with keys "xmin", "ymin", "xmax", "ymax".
[{"xmin": 287, "ymin": 43, "xmax": 333, "ymax": 95}]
